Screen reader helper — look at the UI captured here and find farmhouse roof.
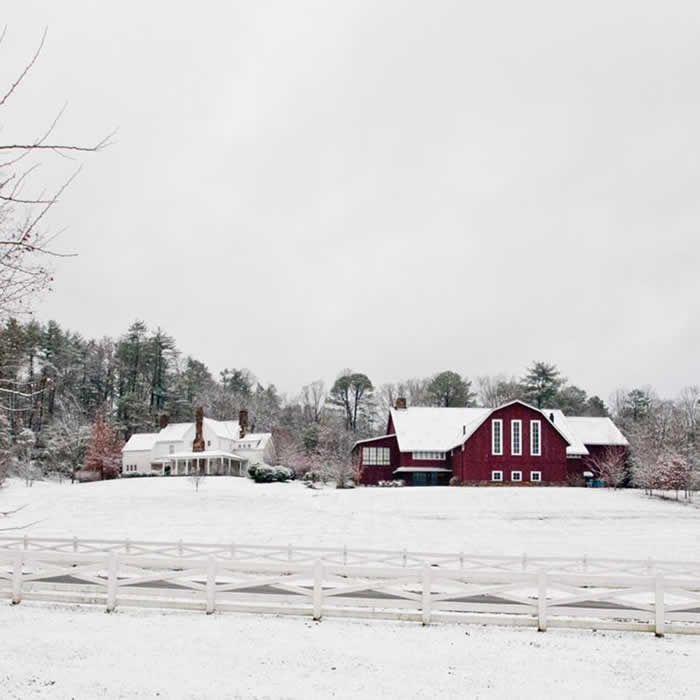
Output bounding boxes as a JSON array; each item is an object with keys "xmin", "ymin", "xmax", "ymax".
[{"xmin": 122, "ymin": 433, "xmax": 159, "ymax": 452}]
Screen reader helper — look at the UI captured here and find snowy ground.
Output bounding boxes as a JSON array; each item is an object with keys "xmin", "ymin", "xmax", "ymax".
[
  {"xmin": 2, "ymin": 478, "xmax": 699, "ymax": 699},
  {"xmin": 2, "ymin": 601, "xmax": 698, "ymax": 700},
  {"xmin": 1, "ymin": 477, "xmax": 699, "ymax": 560}
]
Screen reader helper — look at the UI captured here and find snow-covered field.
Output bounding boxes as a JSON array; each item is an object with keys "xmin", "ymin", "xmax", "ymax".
[
  {"xmin": 1, "ymin": 602, "xmax": 697, "ymax": 699},
  {"xmin": 1, "ymin": 477, "xmax": 699, "ymax": 560},
  {"xmin": 2, "ymin": 478, "xmax": 699, "ymax": 699}
]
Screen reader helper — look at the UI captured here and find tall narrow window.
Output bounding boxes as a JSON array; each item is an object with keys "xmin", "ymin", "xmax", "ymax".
[
  {"xmin": 491, "ymin": 419, "xmax": 503, "ymax": 455},
  {"xmin": 530, "ymin": 420, "xmax": 541, "ymax": 456},
  {"xmin": 511, "ymin": 420, "xmax": 522, "ymax": 456}
]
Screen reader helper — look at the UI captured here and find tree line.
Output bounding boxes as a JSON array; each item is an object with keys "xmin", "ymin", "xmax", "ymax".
[{"xmin": 0, "ymin": 319, "xmax": 696, "ymax": 494}]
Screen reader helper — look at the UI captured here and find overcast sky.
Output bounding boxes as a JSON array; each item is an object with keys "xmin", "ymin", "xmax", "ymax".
[{"xmin": 2, "ymin": 1, "xmax": 699, "ymax": 402}]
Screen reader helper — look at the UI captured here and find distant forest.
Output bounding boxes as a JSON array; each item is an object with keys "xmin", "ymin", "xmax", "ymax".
[{"xmin": 0, "ymin": 318, "xmax": 697, "ymax": 487}]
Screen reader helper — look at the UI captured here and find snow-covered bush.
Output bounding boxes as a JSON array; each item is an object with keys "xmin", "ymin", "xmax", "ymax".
[
  {"xmin": 302, "ymin": 470, "xmax": 323, "ymax": 483},
  {"xmin": 449, "ymin": 476, "xmax": 462, "ymax": 487},
  {"xmin": 74, "ymin": 469, "xmax": 102, "ymax": 483},
  {"xmin": 249, "ymin": 464, "xmax": 295, "ymax": 483},
  {"xmin": 377, "ymin": 479, "xmax": 405, "ymax": 488}
]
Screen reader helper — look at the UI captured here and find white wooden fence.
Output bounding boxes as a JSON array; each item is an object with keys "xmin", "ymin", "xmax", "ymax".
[
  {"xmin": 1, "ymin": 549, "xmax": 699, "ymax": 636},
  {"xmin": 1, "ymin": 536, "xmax": 699, "ymax": 580}
]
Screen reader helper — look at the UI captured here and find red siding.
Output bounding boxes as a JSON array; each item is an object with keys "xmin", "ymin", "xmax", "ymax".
[
  {"xmin": 453, "ymin": 403, "xmax": 569, "ymax": 484},
  {"xmin": 353, "ymin": 435, "xmax": 400, "ymax": 485}
]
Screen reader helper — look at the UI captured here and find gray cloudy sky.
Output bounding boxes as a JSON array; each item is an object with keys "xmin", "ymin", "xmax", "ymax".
[{"xmin": 2, "ymin": 1, "xmax": 699, "ymax": 401}]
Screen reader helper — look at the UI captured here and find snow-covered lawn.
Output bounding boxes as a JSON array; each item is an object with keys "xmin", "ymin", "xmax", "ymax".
[
  {"xmin": 2, "ymin": 478, "xmax": 699, "ymax": 698},
  {"xmin": 1, "ymin": 477, "xmax": 699, "ymax": 560},
  {"xmin": 1, "ymin": 601, "xmax": 697, "ymax": 699}
]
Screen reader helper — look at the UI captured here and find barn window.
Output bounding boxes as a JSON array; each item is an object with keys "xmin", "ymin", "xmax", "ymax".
[
  {"xmin": 491, "ymin": 419, "xmax": 503, "ymax": 455},
  {"xmin": 511, "ymin": 420, "xmax": 522, "ymax": 456},
  {"xmin": 362, "ymin": 447, "xmax": 390, "ymax": 465},
  {"xmin": 412, "ymin": 451, "xmax": 445, "ymax": 460},
  {"xmin": 530, "ymin": 471, "xmax": 542, "ymax": 482},
  {"xmin": 530, "ymin": 420, "xmax": 541, "ymax": 456},
  {"xmin": 491, "ymin": 470, "xmax": 503, "ymax": 482},
  {"xmin": 511, "ymin": 470, "xmax": 522, "ymax": 482}
]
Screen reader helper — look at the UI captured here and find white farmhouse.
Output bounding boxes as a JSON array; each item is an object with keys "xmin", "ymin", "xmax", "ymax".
[{"xmin": 121, "ymin": 409, "xmax": 274, "ymax": 478}]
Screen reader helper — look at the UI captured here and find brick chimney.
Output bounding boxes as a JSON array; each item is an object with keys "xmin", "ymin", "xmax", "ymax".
[
  {"xmin": 159, "ymin": 414, "xmax": 169, "ymax": 430},
  {"xmin": 239, "ymin": 409, "xmax": 249, "ymax": 439},
  {"xmin": 395, "ymin": 397, "xmax": 407, "ymax": 410},
  {"xmin": 192, "ymin": 407, "xmax": 205, "ymax": 452}
]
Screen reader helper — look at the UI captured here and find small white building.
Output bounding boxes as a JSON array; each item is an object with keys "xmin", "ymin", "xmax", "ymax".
[{"xmin": 121, "ymin": 409, "xmax": 275, "ymax": 478}]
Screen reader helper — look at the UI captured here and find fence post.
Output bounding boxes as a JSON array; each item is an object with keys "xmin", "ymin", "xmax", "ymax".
[
  {"xmin": 421, "ymin": 564, "xmax": 432, "ymax": 626},
  {"xmin": 537, "ymin": 570, "xmax": 547, "ymax": 632},
  {"xmin": 312, "ymin": 560, "xmax": 323, "ymax": 621},
  {"xmin": 106, "ymin": 552, "xmax": 119, "ymax": 612},
  {"xmin": 11, "ymin": 550, "xmax": 23, "ymax": 604},
  {"xmin": 655, "ymin": 574, "xmax": 665, "ymax": 637},
  {"xmin": 206, "ymin": 556, "xmax": 217, "ymax": 614}
]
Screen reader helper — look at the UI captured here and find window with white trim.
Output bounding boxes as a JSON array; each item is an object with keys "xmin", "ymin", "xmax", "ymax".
[
  {"xmin": 491, "ymin": 419, "xmax": 503, "ymax": 455},
  {"xmin": 511, "ymin": 470, "xmax": 522, "ymax": 482},
  {"xmin": 511, "ymin": 420, "xmax": 522, "ymax": 456},
  {"xmin": 530, "ymin": 471, "xmax": 542, "ymax": 482},
  {"xmin": 362, "ymin": 447, "xmax": 390, "ymax": 466},
  {"xmin": 491, "ymin": 470, "xmax": 503, "ymax": 482},
  {"xmin": 412, "ymin": 451, "xmax": 445, "ymax": 460},
  {"xmin": 530, "ymin": 420, "xmax": 541, "ymax": 456}
]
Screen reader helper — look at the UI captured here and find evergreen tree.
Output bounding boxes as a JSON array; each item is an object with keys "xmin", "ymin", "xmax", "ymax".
[
  {"xmin": 426, "ymin": 371, "xmax": 476, "ymax": 407},
  {"xmin": 521, "ymin": 362, "xmax": 564, "ymax": 408}
]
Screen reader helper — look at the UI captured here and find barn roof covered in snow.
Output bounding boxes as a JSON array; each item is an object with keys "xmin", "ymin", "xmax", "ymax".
[
  {"xmin": 564, "ymin": 417, "xmax": 629, "ymax": 446},
  {"xmin": 389, "ymin": 406, "xmax": 490, "ymax": 452}
]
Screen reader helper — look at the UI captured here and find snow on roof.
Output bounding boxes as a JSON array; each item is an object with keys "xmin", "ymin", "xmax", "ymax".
[
  {"xmin": 205, "ymin": 418, "xmax": 240, "ymax": 440},
  {"xmin": 541, "ymin": 409, "xmax": 590, "ymax": 456},
  {"xmin": 564, "ymin": 417, "xmax": 629, "ymax": 447},
  {"xmin": 123, "ymin": 433, "xmax": 159, "ymax": 452},
  {"xmin": 234, "ymin": 433, "xmax": 272, "ymax": 449},
  {"xmin": 390, "ymin": 407, "xmax": 490, "ymax": 452},
  {"xmin": 155, "ymin": 423, "xmax": 192, "ymax": 442}
]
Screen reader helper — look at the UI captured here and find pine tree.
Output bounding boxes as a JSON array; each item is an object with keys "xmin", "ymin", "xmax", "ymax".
[
  {"xmin": 521, "ymin": 362, "xmax": 564, "ymax": 408},
  {"xmin": 426, "ymin": 371, "xmax": 476, "ymax": 407}
]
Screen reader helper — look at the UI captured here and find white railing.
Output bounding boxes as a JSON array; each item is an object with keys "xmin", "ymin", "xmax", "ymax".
[
  {"xmin": 0, "ymin": 536, "xmax": 699, "ymax": 580},
  {"xmin": 0, "ymin": 549, "xmax": 699, "ymax": 636}
]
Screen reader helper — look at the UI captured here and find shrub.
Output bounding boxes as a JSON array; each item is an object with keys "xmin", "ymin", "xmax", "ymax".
[
  {"xmin": 377, "ymin": 479, "xmax": 405, "ymax": 488},
  {"xmin": 449, "ymin": 476, "xmax": 462, "ymax": 487},
  {"xmin": 250, "ymin": 464, "xmax": 295, "ymax": 483},
  {"xmin": 74, "ymin": 469, "xmax": 101, "ymax": 483},
  {"xmin": 302, "ymin": 470, "xmax": 323, "ymax": 483}
]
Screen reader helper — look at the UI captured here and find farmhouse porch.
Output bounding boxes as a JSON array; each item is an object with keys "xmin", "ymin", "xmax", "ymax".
[{"xmin": 151, "ymin": 451, "xmax": 247, "ymax": 477}]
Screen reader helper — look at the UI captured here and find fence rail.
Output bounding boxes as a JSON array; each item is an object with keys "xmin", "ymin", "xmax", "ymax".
[
  {"xmin": 1, "ymin": 549, "xmax": 699, "ymax": 636},
  {"xmin": 1, "ymin": 536, "xmax": 699, "ymax": 580}
]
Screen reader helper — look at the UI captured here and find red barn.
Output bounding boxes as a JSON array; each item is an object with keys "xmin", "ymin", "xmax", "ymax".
[{"xmin": 352, "ymin": 399, "xmax": 628, "ymax": 486}]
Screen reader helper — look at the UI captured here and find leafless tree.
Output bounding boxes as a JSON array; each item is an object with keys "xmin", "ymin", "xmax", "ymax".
[
  {"xmin": 301, "ymin": 380, "xmax": 325, "ymax": 423},
  {"xmin": 587, "ymin": 447, "xmax": 627, "ymax": 489},
  {"xmin": 0, "ymin": 27, "xmax": 113, "ymax": 318},
  {"xmin": 189, "ymin": 468, "xmax": 205, "ymax": 492}
]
